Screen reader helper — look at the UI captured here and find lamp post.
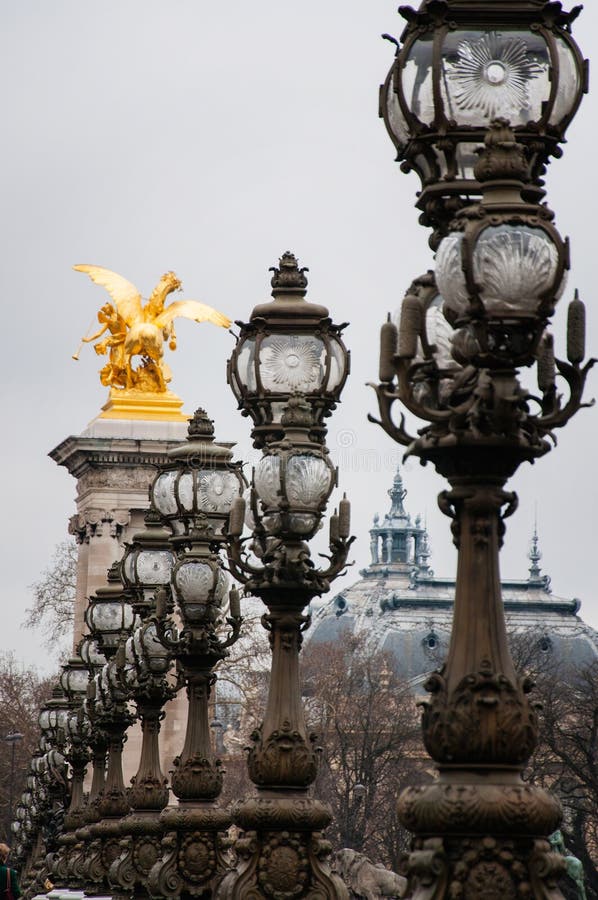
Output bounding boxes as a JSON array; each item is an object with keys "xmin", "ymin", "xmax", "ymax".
[
  {"xmin": 4, "ymin": 732, "xmax": 23, "ymax": 839},
  {"xmin": 49, "ymin": 652, "xmax": 91, "ymax": 887},
  {"xmin": 372, "ymin": 38, "xmax": 593, "ymax": 893},
  {"xmin": 145, "ymin": 408, "xmax": 245, "ymax": 899},
  {"xmin": 221, "ymin": 252, "xmax": 352, "ymax": 899},
  {"xmin": 107, "ymin": 611, "xmax": 177, "ymax": 898},
  {"xmin": 80, "ymin": 567, "xmax": 137, "ymax": 894}
]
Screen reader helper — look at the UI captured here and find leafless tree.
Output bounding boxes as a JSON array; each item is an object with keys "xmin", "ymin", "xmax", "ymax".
[
  {"xmin": 0, "ymin": 653, "xmax": 53, "ymax": 840},
  {"xmin": 302, "ymin": 633, "xmax": 423, "ymax": 872},
  {"xmin": 25, "ymin": 540, "xmax": 77, "ymax": 651},
  {"xmin": 508, "ymin": 626, "xmax": 598, "ymax": 899}
]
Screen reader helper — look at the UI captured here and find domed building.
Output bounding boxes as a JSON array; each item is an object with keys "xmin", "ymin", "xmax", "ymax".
[{"xmin": 307, "ymin": 466, "xmax": 598, "ymax": 689}]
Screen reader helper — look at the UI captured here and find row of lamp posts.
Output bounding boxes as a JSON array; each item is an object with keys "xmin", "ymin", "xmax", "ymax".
[
  {"xmin": 11, "ymin": 252, "xmax": 353, "ymax": 899},
  {"xmin": 9, "ymin": 0, "xmax": 594, "ymax": 895}
]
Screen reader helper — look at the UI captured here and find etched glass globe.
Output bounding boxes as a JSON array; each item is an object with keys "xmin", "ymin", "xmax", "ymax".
[
  {"xmin": 254, "ymin": 452, "xmax": 333, "ymax": 536},
  {"xmin": 259, "ymin": 335, "xmax": 326, "ymax": 392},
  {"xmin": 436, "ymin": 225, "xmax": 563, "ymax": 318},
  {"xmin": 139, "ymin": 623, "xmax": 170, "ymax": 675},
  {"xmin": 441, "ymin": 30, "xmax": 549, "ymax": 127}
]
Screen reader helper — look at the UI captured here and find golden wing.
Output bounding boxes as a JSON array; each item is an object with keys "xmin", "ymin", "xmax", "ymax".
[
  {"xmin": 156, "ymin": 300, "xmax": 232, "ymax": 330},
  {"xmin": 73, "ymin": 264, "xmax": 143, "ymax": 326}
]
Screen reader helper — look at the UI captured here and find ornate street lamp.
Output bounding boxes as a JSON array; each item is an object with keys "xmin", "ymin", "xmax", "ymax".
[
  {"xmin": 79, "ymin": 573, "xmax": 136, "ymax": 894},
  {"xmin": 227, "ymin": 250, "xmax": 349, "ymax": 448},
  {"xmin": 380, "ymin": 0, "xmax": 588, "ymax": 245},
  {"xmin": 84, "ymin": 562, "xmax": 137, "ymax": 653},
  {"xmin": 370, "ymin": 121, "xmax": 594, "ymax": 897},
  {"xmin": 221, "ymin": 253, "xmax": 352, "ymax": 899},
  {"xmin": 121, "ymin": 511, "xmax": 175, "ymax": 619},
  {"xmin": 50, "ymin": 653, "xmax": 91, "ymax": 887},
  {"xmin": 107, "ymin": 613, "xmax": 177, "ymax": 896},
  {"xmin": 144, "ymin": 409, "xmax": 244, "ymax": 899},
  {"xmin": 4, "ymin": 732, "xmax": 23, "ymax": 840}
]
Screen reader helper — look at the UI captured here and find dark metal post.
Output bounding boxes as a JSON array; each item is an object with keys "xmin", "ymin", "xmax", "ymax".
[{"xmin": 5, "ymin": 733, "xmax": 23, "ymax": 839}]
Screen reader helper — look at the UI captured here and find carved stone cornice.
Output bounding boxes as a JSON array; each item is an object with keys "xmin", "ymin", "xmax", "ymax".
[
  {"xmin": 68, "ymin": 508, "xmax": 131, "ymax": 543},
  {"xmin": 50, "ymin": 434, "xmax": 186, "ymax": 481},
  {"xmin": 75, "ymin": 465, "xmax": 156, "ymax": 498}
]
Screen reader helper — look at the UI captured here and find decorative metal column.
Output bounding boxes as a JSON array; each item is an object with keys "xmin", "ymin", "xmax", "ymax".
[
  {"xmin": 370, "ymin": 116, "xmax": 594, "ymax": 895},
  {"xmin": 104, "ymin": 512, "xmax": 177, "ymax": 899},
  {"xmin": 146, "ymin": 408, "xmax": 245, "ymax": 899},
  {"xmin": 49, "ymin": 652, "xmax": 91, "ymax": 887},
  {"xmin": 108, "ymin": 612, "xmax": 177, "ymax": 898},
  {"xmin": 220, "ymin": 252, "xmax": 352, "ymax": 899},
  {"xmin": 69, "ymin": 636, "xmax": 108, "ymax": 886},
  {"xmin": 80, "ymin": 570, "xmax": 138, "ymax": 893}
]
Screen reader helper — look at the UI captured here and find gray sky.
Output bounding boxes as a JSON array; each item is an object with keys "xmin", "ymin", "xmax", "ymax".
[{"xmin": 2, "ymin": 1, "xmax": 598, "ymax": 673}]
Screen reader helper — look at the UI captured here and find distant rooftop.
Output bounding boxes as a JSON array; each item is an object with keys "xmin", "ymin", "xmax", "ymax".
[{"xmin": 308, "ymin": 465, "xmax": 597, "ymax": 685}]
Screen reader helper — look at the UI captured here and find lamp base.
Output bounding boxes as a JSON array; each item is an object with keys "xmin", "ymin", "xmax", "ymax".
[
  {"xmin": 147, "ymin": 804, "xmax": 233, "ymax": 900},
  {"xmin": 216, "ymin": 794, "xmax": 349, "ymax": 899},
  {"xmin": 398, "ymin": 776, "xmax": 566, "ymax": 899}
]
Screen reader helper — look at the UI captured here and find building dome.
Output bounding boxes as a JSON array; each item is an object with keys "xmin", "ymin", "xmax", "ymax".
[{"xmin": 307, "ymin": 466, "xmax": 598, "ymax": 689}]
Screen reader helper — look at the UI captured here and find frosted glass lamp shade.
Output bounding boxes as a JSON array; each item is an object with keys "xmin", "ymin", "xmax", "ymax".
[
  {"xmin": 139, "ymin": 622, "xmax": 170, "ymax": 675},
  {"xmin": 227, "ymin": 252, "xmax": 349, "ymax": 449},
  {"xmin": 79, "ymin": 637, "xmax": 106, "ymax": 670},
  {"xmin": 152, "ymin": 467, "xmax": 243, "ymax": 533},
  {"xmin": 436, "ymin": 225, "xmax": 563, "ymax": 318},
  {"xmin": 122, "ymin": 544, "xmax": 175, "ymax": 606},
  {"xmin": 254, "ymin": 451, "xmax": 334, "ymax": 538},
  {"xmin": 85, "ymin": 597, "xmax": 135, "ymax": 648},
  {"xmin": 230, "ymin": 331, "xmax": 348, "ymax": 434},
  {"xmin": 172, "ymin": 559, "xmax": 228, "ymax": 624},
  {"xmin": 380, "ymin": 9, "xmax": 586, "ymax": 201},
  {"xmin": 61, "ymin": 667, "xmax": 89, "ymax": 697}
]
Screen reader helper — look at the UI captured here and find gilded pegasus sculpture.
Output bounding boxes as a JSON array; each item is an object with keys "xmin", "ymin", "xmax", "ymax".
[{"xmin": 73, "ymin": 265, "xmax": 231, "ymax": 393}]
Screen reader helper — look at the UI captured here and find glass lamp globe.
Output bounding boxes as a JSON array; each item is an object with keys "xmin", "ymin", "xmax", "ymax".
[
  {"xmin": 254, "ymin": 449, "xmax": 336, "ymax": 539},
  {"xmin": 436, "ymin": 224, "xmax": 565, "ymax": 321},
  {"xmin": 59, "ymin": 655, "xmax": 90, "ymax": 702},
  {"xmin": 151, "ymin": 408, "xmax": 245, "ymax": 537},
  {"xmin": 227, "ymin": 252, "xmax": 349, "ymax": 447},
  {"xmin": 85, "ymin": 592, "xmax": 135, "ymax": 653},
  {"xmin": 84, "ymin": 562, "xmax": 135, "ymax": 655},
  {"xmin": 79, "ymin": 636, "xmax": 106, "ymax": 671},
  {"xmin": 381, "ymin": 3, "xmax": 586, "ymax": 190},
  {"xmin": 171, "ymin": 556, "xmax": 228, "ymax": 625},
  {"xmin": 121, "ymin": 511, "xmax": 174, "ymax": 615},
  {"xmin": 136, "ymin": 622, "xmax": 170, "ymax": 675}
]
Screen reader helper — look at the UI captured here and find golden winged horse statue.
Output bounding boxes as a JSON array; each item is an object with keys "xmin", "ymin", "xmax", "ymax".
[{"xmin": 73, "ymin": 265, "xmax": 231, "ymax": 393}]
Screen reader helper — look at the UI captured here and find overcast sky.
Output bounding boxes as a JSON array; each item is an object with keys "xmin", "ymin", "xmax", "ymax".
[{"xmin": 2, "ymin": 2, "xmax": 598, "ymax": 674}]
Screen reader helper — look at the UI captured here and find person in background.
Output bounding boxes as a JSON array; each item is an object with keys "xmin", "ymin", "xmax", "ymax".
[{"xmin": 0, "ymin": 844, "xmax": 21, "ymax": 899}]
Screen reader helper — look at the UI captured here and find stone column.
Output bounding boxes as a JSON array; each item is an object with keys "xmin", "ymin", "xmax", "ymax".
[{"xmin": 49, "ymin": 414, "xmax": 190, "ymax": 783}]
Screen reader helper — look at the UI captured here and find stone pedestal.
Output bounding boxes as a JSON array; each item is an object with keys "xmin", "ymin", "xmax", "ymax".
[{"xmin": 49, "ymin": 411, "xmax": 190, "ymax": 784}]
